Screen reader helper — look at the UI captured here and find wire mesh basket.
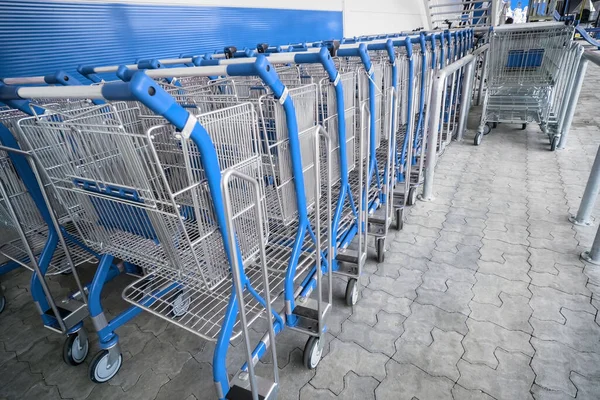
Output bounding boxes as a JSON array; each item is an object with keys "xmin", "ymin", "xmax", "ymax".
[{"xmin": 18, "ymin": 101, "xmax": 266, "ymax": 290}]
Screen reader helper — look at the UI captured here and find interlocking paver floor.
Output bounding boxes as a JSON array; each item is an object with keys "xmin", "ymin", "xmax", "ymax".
[{"xmin": 2, "ymin": 68, "xmax": 600, "ymax": 400}]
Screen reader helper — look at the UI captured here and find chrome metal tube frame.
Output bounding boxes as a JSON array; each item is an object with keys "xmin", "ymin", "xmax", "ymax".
[
  {"xmin": 457, "ymin": 45, "xmax": 489, "ymax": 141},
  {"xmin": 559, "ymin": 50, "xmax": 596, "ymax": 149},
  {"xmin": 222, "ymin": 169, "xmax": 280, "ymax": 400},
  {"xmin": 420, "ymin": 52, "xmax": 478, "ymax": 201}
]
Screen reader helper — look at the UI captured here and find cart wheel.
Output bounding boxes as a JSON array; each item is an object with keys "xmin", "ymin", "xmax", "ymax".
[
  {"xmin": 171, "ymin": 290, "xmax": 190, "ymax": 318},
  {"xmin": 63, "ymin": 330, "xmax": 89, "ymax": 366},
  {"xmin": 345, "ymin": 278, "xmax": 359, "ymax": 306},
  {"xmin": 395, "ymin": 209, "xmax": 403, "ymax": 231},
  {"xmin": 303, "ymin": 336, "xmax": 323, "ymax": 370},
  {"xmin": 89, "ymin": 349, "xmax": 122, "ymax": 383},
  {"xmin": 376, "ymin": 238, "xmax": 385, "ymax": 263},
  {"xmin": 0, "ymin": 295, "xmax": 5, "ymax": 314},
  {"xmin": 474, "ymin": 132, "xmax": 483, "ymax": 146},
  {"xmin": 483, "ymin": 123, "xmax": 492, "ymax": 135},
  {"xmin": 521, "ymin": 123, "xmax": 527, "ymax": 130},
  {"xmin": 407, "ymin": 187, "xmax": 417, "ymax": 206},
  {"xmin": 550, "ymin": 135, "xmax": 560, "ymax": 152},
  {"xmin": 492, "ymin": 122, "xmax": 498, "ymax": 129}
]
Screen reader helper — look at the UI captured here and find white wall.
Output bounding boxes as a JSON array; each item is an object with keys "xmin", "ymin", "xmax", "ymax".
[{"xmin": 343, "ymin": 0, "xmax": 429, "ymax": 37}]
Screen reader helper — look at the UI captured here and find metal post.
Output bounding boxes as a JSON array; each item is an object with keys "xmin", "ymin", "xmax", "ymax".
[
  {"xmin": 558, "ymin": 57, "xmax": 588, "ymax": 149},
  {"xmin": 582, "ymin": 225, "xmax": 600, "ymax": 265},
  {"xmin": 570, "ymin": 143, "xmax": 600, "ymax": 226},
  {"xmin": 419, "ymin": 73, "xmax": 444, "ymax": 201},
  {"xmin": 476, "ymin": 50, "xmax": 488, "ymax": 106},
  {"xmin": 456, "ymin": 59, "xmax": 476, "ymax": 141}
]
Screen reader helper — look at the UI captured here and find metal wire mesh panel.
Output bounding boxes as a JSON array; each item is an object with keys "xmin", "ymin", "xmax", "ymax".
[
  {"xmin": 258, "ymin": 84, "xmax": 318, "ymax": 226},
  {"xmin": 0, "ymin": 149, "xmax": 95, "ymax": 274},
  {"xmin": 18, "ymin": 101, "xmax": 264, "ymax": 291}
]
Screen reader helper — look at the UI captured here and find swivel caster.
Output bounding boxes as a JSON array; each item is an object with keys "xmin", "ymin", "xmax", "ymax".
[
  {"xmin": 395, "ymin": 208, "xmax": 403, "ymax": 231},
  {"xmin": 89, "ymin": 348, "xmax": 123, "ymax": 383},
  {"xmin": 483, "ymin": 123, "xmax": 492, "ymax": 135},
  {"xmin": 63, "ymin": 329, "xmax": 89, "ymax": 366},
  {"xmin": 474, "ymin": 131, "xmax": 483, "ymax": 146},
  {"xmin": 345, "ymin": 278, "xmax": 359, "ymax": 306},
  {"xmin": 303, "ymin": 336, "xmax": 323, "ymax": 370},
  {"xmin": 521, "ymin": 123, "xmax": 527, "ymax": 130},
  {"xmin": 376, "ymin": 238, "xmax": 385, "ymax": 263},
  {"xmin": 550, "ymin": 135, "xmax": 560, "ymax": 151},
  {"xmin": 407, "ymin": 187, "xmax": 417, "ymax": 206}
]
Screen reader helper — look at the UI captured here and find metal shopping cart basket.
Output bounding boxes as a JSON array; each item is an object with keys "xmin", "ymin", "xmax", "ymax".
[{"xmin": 475, "ymin": 21, "xmax": 575, "ymax": 148}]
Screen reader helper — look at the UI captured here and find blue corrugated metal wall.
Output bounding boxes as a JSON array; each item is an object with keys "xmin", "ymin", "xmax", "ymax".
[{"xmin": 0, "ymin": 1, "xmax": 342, "ymax": 81}]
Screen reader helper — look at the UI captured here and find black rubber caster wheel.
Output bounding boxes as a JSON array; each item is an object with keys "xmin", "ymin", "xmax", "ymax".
[
  {"xmin": 395, "ymin": 208, "xmax": 403, "ymax": 231},
  {"xmin": 550, "ymin": 135, "xmax": 560, "ymax": 152},
  {"xmin": 521, "ymin": 123, "xmax": 527, "ymax": 130},
  {"xmin": 376, "ymin": 238, "xmax": 385, "ymax": 263},
  {"xmin": 89, "ymin": 349, "xmax": 123, "ymax": 383},
  {"xmin": 63, "ymin": 330, "xmax": 89, "ymax": 366},
  {"xmin": 474, "ymin": 132, "xmax": 483, "ymax": 146},
  {"xmin": 407, "ymin": 187, "xmax": 417, "ymax": 206},
  {"xmin": 492, "ymin": 122, "xmax": 498, "ymax": 129},
  {"xmin": 303, "ymin": 336, "xmax": 323, "ymax": 370},
  {"xmin": 483, "ymin": 123, "xmax": 492, "ymax": 135},
  {"xmin": 345, "ymin": 278, "xmax": 359, "ymax": 306}
]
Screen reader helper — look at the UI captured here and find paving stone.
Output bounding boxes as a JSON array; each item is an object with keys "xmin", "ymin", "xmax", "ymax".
[
  {"xmin": 570, "ymin": 372, "xmax": 600, "ymax": 400},
  {"xmin": 486, "ymin": 211, "xmax": 529, "ymax": 227},
  {"xmin": 531, "ymin": 308, "xmax": 600, "ymax": 352},
  {"xmin": 375, "ymin": 360, "xmax": 454, "ymax": 400},
  {"xmin": 528, "ymin": 220, "xmax": 574, "ymax": 241},
  {"xmin": 22, "ymin": 381, "xmax": 62, "ymax": 400},
  {"xmin": 430, "ymin": 244, "xmax": 481, "ymax": 270},
  {"xmin": 0, "ymin": 358, "xmax": 42, "ymax": 399},
  {"xmin": 484, "ymin": 224, "xmax": 530, "ymax": 246},
  {"xmin": 438, "ymin": 230, "xmax": 484, "ymax": 247},
  {"xmin": 394, "ymin": 327, "xmax": 464, "ymax": 381},
  {"xmin": 442, "ymin": 221, "xmax": 486, "ymax": 238},
  {"xmin": 339, "ymin": 317, "xmax": 402, "ymax": 357},
  {"xmin": 531, "ymin": 384, "xmax": 574, "ymax": 400},
  {"xmin": 387, "ymin": 237, "xmax": 436, "ymax": 259},
  {"xmin": 529, "ymin": 285, "xmax": 595, "ymax": 323},
  {"xmin": 458, "ymin": 348, "xmax": 535, "ymax": 400},
  {"xmin": 529, "ymin": 264, "xmax": 591, "ymax": 296},
  {"xmin": 472, "ymin": 273, "xmax": 531, "ymax": 306},
  {"xmin": 452, "ymin": 384, "xmax": 496, "ymax": 400},
  {"xmin": 477, "ymin": 255, "xmax": 532, "ymax": 282},
  {"xmin": 376, "ymin": 252, "xmax": 429, "ymax": 276},
  {"xmin": 462, "ymin": 318, "xmax": 534, "ymax": 369},
  {"xmin": 480, "ymin": 239, "xmax": 530, "ymax": 263},
  {"xmin": 416, "ymin": 280, "xmax": 473, "ymax": 314},
  {"xmin": 367, "ymin": 269, "xmax": 422, "ymax": 300},
  {"xmin": 300, "ymin": 371, "xmax": 378, "ymax": 400},
  {"xmin": 90, "ymin": 369, "xmax": 169, "ymax": 400},
  {"xmin": 420, "ymin": 262, "xmax": 476, "ymax": 291},
  {"xmin": 531, "ymin": 338, "xmax": 600, "ymax": 397},
  {"xmin": 469, "ymin": 292, "xmax": 533, "ymax": 333},
  {"xmin": 310, "ymin": 338, "xmax": 387, "ymax": 395},
  {"xmin": 399, "ymin": 303, "xmax": 468, "ymax": 345},
  {"xmin": 108, "ymin": 337, "xmax": 191, "ymax": 391},
  {"xmin": 349, "ymin": 288, "xmax": 411, "ymax": 326},
  {"xmin": 154, "ymin": 358, "xmax": 214, "ymax": 400}
]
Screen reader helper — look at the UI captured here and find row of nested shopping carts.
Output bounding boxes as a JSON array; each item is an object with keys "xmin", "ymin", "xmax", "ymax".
[{"xmin": 0, "ymin": 27, "xmax": 474, "ymax": 400}]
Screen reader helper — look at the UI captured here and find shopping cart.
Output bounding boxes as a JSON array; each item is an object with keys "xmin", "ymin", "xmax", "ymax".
[
  {"xmin": 0, "ymin": 72, "xmax": 122, "ymax": 365},
  {"xmin": 475, "ymin": 21, "xmax": 575, "ymax": 149}
]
